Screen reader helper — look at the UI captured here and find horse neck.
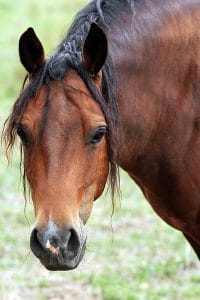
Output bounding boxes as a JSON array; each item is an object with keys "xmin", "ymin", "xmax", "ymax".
[{"xmin": 108, "ymin": 0, "xmax": 200, "ymax": 173}]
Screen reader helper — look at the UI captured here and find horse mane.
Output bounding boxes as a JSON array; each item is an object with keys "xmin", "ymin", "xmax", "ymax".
[{"xmin": 3, "ymin": 0, "xmax": 135, "ymax": 204}]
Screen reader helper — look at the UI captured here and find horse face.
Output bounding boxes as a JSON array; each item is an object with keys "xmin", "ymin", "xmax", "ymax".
[
  {"xmin": 20, "ymin": 70, "xmax": 109, "ymax": 270},
  {"xmin": 17, "ymin": 24, "xmax": 108, "ymax": 270}
]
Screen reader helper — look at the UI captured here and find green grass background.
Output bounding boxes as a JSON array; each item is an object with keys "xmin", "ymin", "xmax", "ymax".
[{"xmin": 0, "ymin": 0, "xmax": 199, "ymax": 299}]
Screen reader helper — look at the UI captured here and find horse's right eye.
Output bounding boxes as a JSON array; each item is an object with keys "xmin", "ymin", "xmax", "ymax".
[
  {"xmin": 16, "ymin": 125, "xmax": 29, "ymax": 144},
  {"xmin": 90, "ymin": 126, "xmax": 107, "ymax": 145}
]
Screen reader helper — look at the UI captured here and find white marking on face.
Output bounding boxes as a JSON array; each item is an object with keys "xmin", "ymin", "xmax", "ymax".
[{"xmin": 46, "ymin": 240, "xmax": 60, "ymax": 255}]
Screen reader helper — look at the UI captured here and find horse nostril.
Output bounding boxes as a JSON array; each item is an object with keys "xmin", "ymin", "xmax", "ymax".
[
  {"xmin": 67, "ymin": 228, "xmax": 80, "ymax": 258},
  {"xmin": 30, "ymin": 228, "xmax": 44, "ymax": 258}
]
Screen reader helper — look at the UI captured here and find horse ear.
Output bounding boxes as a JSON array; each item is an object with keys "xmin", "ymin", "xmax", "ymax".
[
  {"xmin": 19, "ymin": 27, "xmax": 45, "ymax": 75},
  {"xmin": 82, "ymin": 23, "xmax": 107, "ymax": 76}
]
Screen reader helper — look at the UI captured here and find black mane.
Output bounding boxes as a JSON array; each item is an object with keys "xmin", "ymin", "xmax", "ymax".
[{"xmin": 4, "ymin": 0, "xmax": 135, "ymax": 200}]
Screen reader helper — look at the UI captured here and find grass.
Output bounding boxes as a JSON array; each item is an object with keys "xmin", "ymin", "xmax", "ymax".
[{"xmin": 0, "ymin": 0, "xmax": 200, "ymax": 299}]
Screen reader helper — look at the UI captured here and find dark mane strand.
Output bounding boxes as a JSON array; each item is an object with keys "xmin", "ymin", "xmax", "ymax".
[{"xmin": 3, "ymin": 0, "xmax": 134, "ymax": 204}]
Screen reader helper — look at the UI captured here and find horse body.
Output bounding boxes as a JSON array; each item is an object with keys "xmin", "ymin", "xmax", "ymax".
[
  {"xmin": 109, "ymin": 0, "xmax": 200, "ymax": 248},
  {"xmin": 4, "ymin": 0, "xmax": 200, "ymax": 269}
]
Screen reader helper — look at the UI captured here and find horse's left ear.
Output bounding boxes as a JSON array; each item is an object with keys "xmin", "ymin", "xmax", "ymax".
[
  {"xmin": 82, "ymin": 23, "xmax": 107, "ymax": 76},
  {"xmin": 19, "ymin": 27, "xmax": 45, "ymax": 75}
]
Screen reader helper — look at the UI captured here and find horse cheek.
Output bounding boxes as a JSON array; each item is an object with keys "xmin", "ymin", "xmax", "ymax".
[{"xmin": 94, "ymin": 141, "xmax": 109, "ymax": 200}]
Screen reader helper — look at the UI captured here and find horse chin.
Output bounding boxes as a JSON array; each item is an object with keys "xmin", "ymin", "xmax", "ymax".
[{"xmin": 40, "ymin": 238, "xmax": 86, "ymax": 271}]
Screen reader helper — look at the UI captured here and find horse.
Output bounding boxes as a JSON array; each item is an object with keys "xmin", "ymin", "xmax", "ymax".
[{"xmin": 3, "ymin": 0, "xmax": 200, "ymax": 270}]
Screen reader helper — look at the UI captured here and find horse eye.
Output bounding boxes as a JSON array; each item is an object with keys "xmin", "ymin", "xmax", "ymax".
[
  {"xmin": 16, "ymin": 125, "xmax": 28, "ymax": 144},
  {"xmin": 90, "ymin": 127, "xmax": 107, "ymax": 144}
]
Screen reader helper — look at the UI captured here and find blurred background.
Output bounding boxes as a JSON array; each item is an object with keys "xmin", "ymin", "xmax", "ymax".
[{"xmin": 0, "ymin": 0, "xmax": 199, "ymax": 299}]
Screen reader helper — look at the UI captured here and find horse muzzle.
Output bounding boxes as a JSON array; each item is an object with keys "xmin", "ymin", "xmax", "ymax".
[{"xmin": 30, "ymin": 222, "xmax": 87, "ymax": 270}]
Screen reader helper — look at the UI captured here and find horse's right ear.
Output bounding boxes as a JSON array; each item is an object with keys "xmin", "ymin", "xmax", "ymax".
[
  {"xmin": 82, "ymin": 23, "xmax": 107, "ymax": 76},
  {"xmin": 19, "ymin": 27, "xmax": 45, "ymax": 75}
]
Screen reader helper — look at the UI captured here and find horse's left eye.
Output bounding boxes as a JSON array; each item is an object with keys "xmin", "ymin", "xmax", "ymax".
[
  {"xmin": 16, "ymin": 125, "xmax": 29, "ymax": 144},
  {"xmin": 90, "ymin": 127, "xmax": 107, "ymax": 144}
]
